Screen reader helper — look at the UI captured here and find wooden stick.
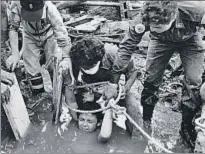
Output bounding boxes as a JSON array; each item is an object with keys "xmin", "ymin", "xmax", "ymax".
[
  {"xmin": 64, "ymin": 15, "xmax": 93, "ymax": 27},
  {"xmin": 52, "ymin": 57, "xmax": 58, "ymax": 123},
  {"xmin": 59, "ymin": 1, "xmax": 122, "ymax": 7},
  {"xmin": 54, "ymin": 68, "xmax": 63, "ymax": 124}
]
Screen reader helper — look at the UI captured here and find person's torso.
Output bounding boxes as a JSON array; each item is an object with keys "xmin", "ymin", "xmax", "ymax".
[
  {"xmin": 81, "ymin": 65, "xmax": 113, "ymax": 84},
  {"xmin": 15, "ymin": 2, "xmax": 53, "ymax": 38},
  {"xmin": 150, "ymin": 19, "xmax": 198, "ymax": 42}
]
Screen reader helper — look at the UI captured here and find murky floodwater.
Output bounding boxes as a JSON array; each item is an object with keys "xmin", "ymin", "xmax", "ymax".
[
  {"xmin": 1, "ymin": 73, "xmax": 190, "ymax": 153},
  {"xmin": 2, "ymin": 92, "xmax": 148, "ymax": 153},
  {"xmin": 8, "ymin": 114, "xmax": 148, "ymax": 153}
]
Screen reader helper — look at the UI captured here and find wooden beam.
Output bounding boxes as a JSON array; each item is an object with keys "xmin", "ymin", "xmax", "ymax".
[
  {"xmin": 64, "ymin": 15, "xmax": 93, "ymax": 27},
  {"xmin": 83, "ymin": 1, "xmax": 121, "ymax": 7},
  {"xmin": 2, "ymin": 73, "xmax": 31, "ymax": 140}
]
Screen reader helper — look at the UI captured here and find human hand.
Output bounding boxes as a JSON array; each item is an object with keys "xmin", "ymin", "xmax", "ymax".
[
  {"xmin": 59, "ymin": 57, "xmax": 75, "ymax": 85},
  {"xmin": 1, "ymin": 70, "xmax": 14, "ymax": 86},
  {"xmin": 201, "ymin": 14, "xmax": 205, "ymax": 25},
  {"xmin": 102, "ymin": 83, "xmax": 118, "ymax": 101},
  {"xmin": 59, "ymin": 58, "xmax": 69, "ymax": 75},
  {"xmin": 6, "ymin": 53, "xmax": 20, "ymax": 71},
  {"xmin": 120, "ymin": 85, "xmax": 126, "ymax": 100},
  {"xmin": 1, "ymin": 82, "xmax": 11, "ymax": 104}
]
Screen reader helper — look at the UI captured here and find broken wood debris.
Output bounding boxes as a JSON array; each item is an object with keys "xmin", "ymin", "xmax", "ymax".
[
  {"xmin": 64, "ymin": 15, "xmax": 94, "ymax": 27},
  {"xmin": 2, "ymin": 73, "xmax": 31, "ymax": 141}
]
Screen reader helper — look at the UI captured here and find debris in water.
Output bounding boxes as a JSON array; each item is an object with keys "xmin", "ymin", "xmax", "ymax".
[
  {"xmin": 57, "ymin": 127, "xmax": 64, "ymax": 139},
  {"xmin": 72, "ymin": 131, "xmax": 77, "ymax": 142},
  {"xmin": 41, "ymin": 122, "xmax": 48, "ymax": 132},
  {"xmin": 166, "ymin": 141, "xmax": 174, "ymax": 150},
  {"xmin": 109, "ymin": 148, "xmax": 115, "ymax": 153}
]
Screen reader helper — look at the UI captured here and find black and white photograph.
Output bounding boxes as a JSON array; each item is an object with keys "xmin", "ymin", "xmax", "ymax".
[{"xmin": 1, "ymin": 0, "xmax": 205, "ymax": 153}]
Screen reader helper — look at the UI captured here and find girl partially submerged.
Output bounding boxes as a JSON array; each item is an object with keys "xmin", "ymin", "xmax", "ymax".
[
  {"xmin": 63, "ymin": 37, "xmax": 138, "ymax": 142},
  {"xmin": 75, "ymin": 88, "xmax": 103, "ymax": 133}
]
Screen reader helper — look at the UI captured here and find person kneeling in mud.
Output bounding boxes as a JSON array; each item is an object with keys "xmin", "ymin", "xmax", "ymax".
[{"xmin": 64, "ymin": 37, "xmax": 138, "ymax": 142}]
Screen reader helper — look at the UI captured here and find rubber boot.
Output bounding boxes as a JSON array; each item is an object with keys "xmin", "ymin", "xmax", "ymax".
[
  {"xmin": 142, "ymin": 104, "xmax": 155, "ymax": 132},
  {"xmin": 179, "ymin": 105, "xmax": 197, "ymax": 151},
  {"xmin": 29, "ymin": 74, "xmax": 45, "ymax": 95}
]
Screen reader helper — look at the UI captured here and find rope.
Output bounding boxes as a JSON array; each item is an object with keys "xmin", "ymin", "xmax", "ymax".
[
  {"xmin": 123, "ymin": 111, "xmax": 173, "ymax": 153},
  {"xmin": 75, "ymin": 81, "xmax": 109, "ymax": 89},
  {"xmin": 65, "ymin": 84, "xmax": 122, "ymax": 114},
  {"xmin": 195, "ymin": 117, "xmax": 205, "ymax": 129},
  {"xmin": 66, "ymin": 104, "xmax": 111, "ymax": 114},
  {"xmin": 64, "ymin": 83, "xmax": 173, "ymax": 153}
]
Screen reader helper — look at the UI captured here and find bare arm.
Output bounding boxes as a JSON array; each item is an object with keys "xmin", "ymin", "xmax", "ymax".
[{"xmin": 98, "ymin": 109, "xmax": 113, "ymax": 142}]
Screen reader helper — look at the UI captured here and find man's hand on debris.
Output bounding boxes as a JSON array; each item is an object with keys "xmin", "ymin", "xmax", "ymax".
[
  {"xmin": 59, "ymin": 57, "xmax": 75, "ymax": 85},
  {"xmin": 102, "ymin": 83, "xmax": 118, "ymax": 104},
  {"xmin": 6, "ymin": 53, "xmax": 20, "ymax": 72},
  {"xmin": 120, "ymin": 85, "xmax": 126, "ymax": 99},
  {"xmin": 201, "ymin": 14, "xmax": 205, "ymax": 25},
  {"xmin": 1, "ymin": 82, "xmax": 11, "ymax": 104},
  {"xmin": 1, "ymin": 70, "xmax": 14, "ymax": 86}
]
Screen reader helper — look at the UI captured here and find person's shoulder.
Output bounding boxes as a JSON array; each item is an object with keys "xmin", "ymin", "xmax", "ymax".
[{"xmin": 45, "ymin": 1, "xmax": 56, "ymax": 7}]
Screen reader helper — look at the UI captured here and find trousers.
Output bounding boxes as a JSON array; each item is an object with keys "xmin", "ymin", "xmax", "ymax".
[{"xmin": 141, "ymin": 33, "xmax": 205, "ymax": 110}]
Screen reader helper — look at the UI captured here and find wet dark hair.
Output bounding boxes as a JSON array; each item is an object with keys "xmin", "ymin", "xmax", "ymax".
[
  {"xmin": 70, "ymin": 37, "xmax": 105, "ymax": 69},
  {"xmin": 75, "ymin": 88, "xmax": 103, "ymax": 122},
  {"xmin": 142, "ymin": 1, "xmax": 178, "ymax": 25}
]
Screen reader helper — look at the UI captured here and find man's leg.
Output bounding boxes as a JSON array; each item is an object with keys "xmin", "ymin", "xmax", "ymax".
[
  {"xmin": 179, "ymin": 34, "xmax": 205, "ymax": 150},
  {"xmin": 141, "ymin": 39, "xmax": 174, "ymax": 126},
  {"xmin": 22, "ymin": 35, "xmax": 44, "ymax": 95}
]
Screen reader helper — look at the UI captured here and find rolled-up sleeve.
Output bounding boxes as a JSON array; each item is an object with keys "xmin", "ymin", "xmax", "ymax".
[
  {"xmin": 7, "ymin": 2, "xmax": 21, "ymax": 31},
  {"xmin": 112, "ymin": 25, "xmax": 147, "ymax": 73},
  {"xmin": 47, "ymin": 2, "xmax": 71, "ymax": 58}
]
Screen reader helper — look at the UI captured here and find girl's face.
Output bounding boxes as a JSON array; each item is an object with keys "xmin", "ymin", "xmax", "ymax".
[{"xmin": 78, "ymin": 113, "xmax": 98, "ymax": 133}]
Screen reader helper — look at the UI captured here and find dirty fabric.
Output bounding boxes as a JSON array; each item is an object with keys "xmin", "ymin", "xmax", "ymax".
[{"xmin": 141, "ymin": 35, "xmax": 204, "ymax": 109}]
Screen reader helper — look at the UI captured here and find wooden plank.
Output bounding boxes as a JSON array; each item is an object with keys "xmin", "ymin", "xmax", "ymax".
[
  {"xmin": 2, "ymin": 73, "xmax": 31, "ymax": 140},
  {"xmin": 64, "ymin": 15, "xmax": 93, "ymax": 27},
  {"xmin": 56, "ymin": 1, "xmax": 121, "ymax": 8},
  {"xmin": 55, "ymin": 68, "xmax": 63, "ymax": 124},
  {"xmin": 96, "ymin": 36, "xmax": 121, "ymax": 44},
  {"xmin": 83, "ymin": 1, "xmax": 121, "ymax": 7}
]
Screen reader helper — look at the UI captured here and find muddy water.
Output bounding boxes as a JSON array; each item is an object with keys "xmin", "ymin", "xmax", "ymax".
[
  {"xmin": 10, "ymin": 114, "xmax": 147, "ymax": 153},
  {"xmin": 3, "ymin": 92, "xmax": 147, "ymax": 153},
  {"xmin": 2, "ymin": 81, "xmax": 190, "ymax": 153}
]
